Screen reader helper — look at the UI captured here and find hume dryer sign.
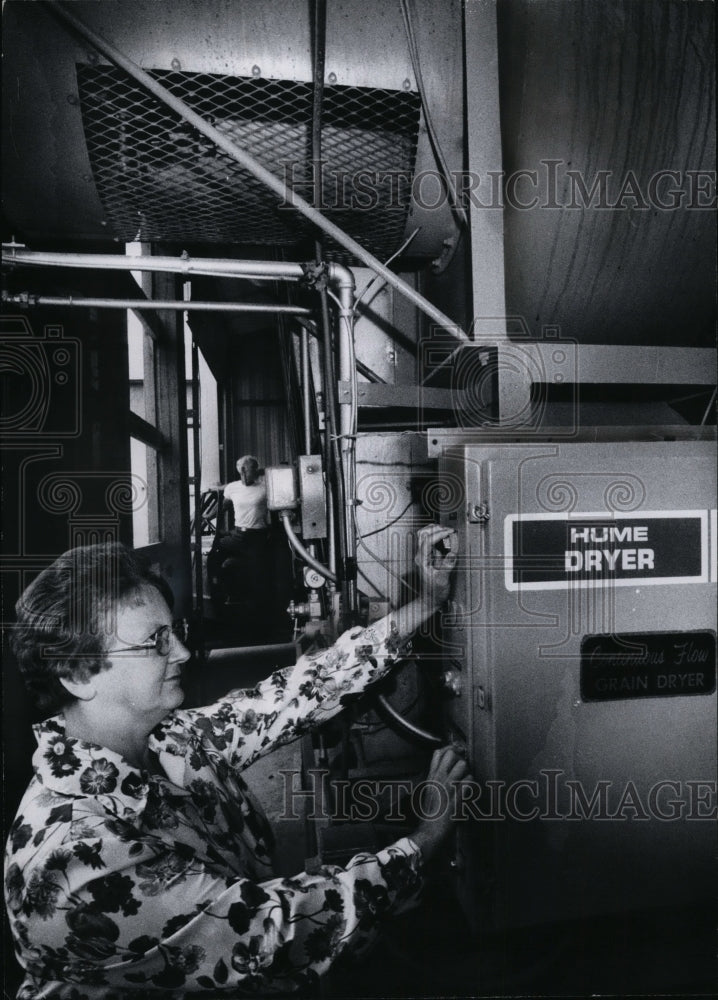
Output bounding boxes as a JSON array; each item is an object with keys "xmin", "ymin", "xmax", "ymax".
[{"xmin": 504, "ymin": 510, "xmax": 712, "ymax": 591}]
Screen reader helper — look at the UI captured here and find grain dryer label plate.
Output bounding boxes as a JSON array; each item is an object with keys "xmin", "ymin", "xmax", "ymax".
[
  {"xmin": 504, "ymin": 510, "xmax": 711, "ymax": 591},
  {"xmin": 581, "ymin": 632, "xmax": 716, "ymax": 701}
]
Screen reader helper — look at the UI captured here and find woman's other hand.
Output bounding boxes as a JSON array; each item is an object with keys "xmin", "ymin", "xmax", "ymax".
[
  {"xmin": 414, "ymin": 524, "xmax": 458, "ymax": 608},
  {"xmin": 410, "ymin": 744, "xmax": 473, "ymax": 861}
]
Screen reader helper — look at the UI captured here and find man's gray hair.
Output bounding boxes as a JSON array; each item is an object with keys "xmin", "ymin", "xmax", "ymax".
[{"xmin": 236, "ymin": 455, "xmax": 259, "ymax": 471}]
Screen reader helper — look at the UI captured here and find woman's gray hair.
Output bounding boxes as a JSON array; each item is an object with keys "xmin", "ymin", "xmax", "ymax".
[{"xmin": 10, "ymin": 543, "xmax": 173, "ymax": 716}]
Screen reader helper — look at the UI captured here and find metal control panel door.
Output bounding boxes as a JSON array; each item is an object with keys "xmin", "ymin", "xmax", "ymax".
[{"xmin": 439, "ymin": 439, "xmax": 717, "ymax": 929}]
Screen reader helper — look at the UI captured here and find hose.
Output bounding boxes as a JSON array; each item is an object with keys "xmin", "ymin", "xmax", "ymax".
[{"xmin": 280, "ymin": 511, "xmax": 338, "ymax": 584}]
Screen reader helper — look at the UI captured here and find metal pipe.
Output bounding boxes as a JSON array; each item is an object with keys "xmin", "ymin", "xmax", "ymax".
[
  {"xmin": 2, "ymin": 248, "xmax": 304, "ymax": 281},
  {"xmin": 300, "ymin": 326, "xmax": 312, "ymax": 455},
  {"xmin": 326, "ymin": 478, "xmax": 337, "ymax": 583},
  {"xmin": 47, "ymin": 1, "xmax": 469, "ymax": 345},
  {"xmin": 337, "ymin": 303, "xmax": 358, "ymax": 615},
  {"xmin": 323, "ymin": 262, "xmax": 359, "ymax": 617},
  {"xmin": 189, "ymin": 296, "xmax": 205, "ymax": 623},
  {"xmin": 356, "ymin": 360, "xmax": 387, "ymax": 385},
  {"xmin": 2, "ymin": 248, "xmax": 359, "ymax": 595},
  {"xmin": 317, "ymin": 284, "xmax": 346, "ymax": 593},
  {"xmin": 2, "ymin": 292, "xmax": 311, "ymax": 314},
  {"xmin": 206, "ymin": 642, "xmax": 297, "ymax": 664},
  {"xmin": 375, "ymin": 694, "xmax": 442, "ymax": 747},
  {"xmin": 296, "ymin": 315, "xmax": 391, "ymax": 383},
  {"xmin": 280, "ymin": 511, "xmax": 338, "ymax": 584}
]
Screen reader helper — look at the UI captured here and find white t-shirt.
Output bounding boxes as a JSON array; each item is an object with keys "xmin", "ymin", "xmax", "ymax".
[{"xmin": 223, "ymin": 479, "xmax": 268, "ymax": 530}]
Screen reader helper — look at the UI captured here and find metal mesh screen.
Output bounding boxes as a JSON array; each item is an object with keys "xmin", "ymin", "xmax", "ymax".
[{"xmin": 77, "ymin": 65, "xmax": 421, "ymax": 258}]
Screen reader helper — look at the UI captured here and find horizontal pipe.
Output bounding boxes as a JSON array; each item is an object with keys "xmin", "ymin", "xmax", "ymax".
[
  {"xmin": 280, "ymin": 511, "xmax": 338, "ymax": 584},
  {"xmin": 2, "ymin": 248, "xmax": 304, "ymax": 281},
  {"xmin": 206, "ymin": 642, "xmax": 298, "ymax": 664},
  {"xmin": 2, "ymin": 292, "xmax": 310, "ymax": 315},
  {"xmin": 48, "ymin": 1, "xmax": 468, "ymax": 345}
]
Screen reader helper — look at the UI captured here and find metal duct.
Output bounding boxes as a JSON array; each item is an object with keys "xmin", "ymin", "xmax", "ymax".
[
  {"xmin": 2, "ymin": 0, "xmax": 463, "ymax": 260},
  {"xmin": 76, "ymin": 66, "xmax": 420, "ymax": 256}
]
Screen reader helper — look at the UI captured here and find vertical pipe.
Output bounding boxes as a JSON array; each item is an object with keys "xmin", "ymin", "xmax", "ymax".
[
  {"xmin": 319, "ymin": 287, "xmax": 346, "ymax": 620},
  {"xmin": 300, "ymin": 326, "xmax": 312, "ymax": 456},
  {"xmin": 324, "ymin": 265, "xmax": 358, "ymax": 618},
  {"xmin": 337, "ymin": 304, "xmax": 357, "ymax": 615},
  {"xmin": 311, "ymin": 0, "xmax": 349, "ymax": 625},
  {"xmin": 186, "ymin": 282, "xmax": 205, "ymax": 643}
]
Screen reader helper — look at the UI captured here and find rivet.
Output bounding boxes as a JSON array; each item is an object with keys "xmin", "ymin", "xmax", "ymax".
[
  {"xmin": 252, "ymin": 64, "xmax": 261, "ymax": 78},
  {"xmin": 87, "ymin": 51, "xmax": 98, "ymax": 65},
  {"xmin": 66, "ymin": 94, "xmax": 79, "ymax": 106},
  {"xmin": 403, "ymin": 78, "xmax": 412, "ymax": 91},
  {"xmin": 327, "ymin": 72, "xmax": 337, "ymax": 84},
  {"xmin": 171, "ymin": 57, "xmax": 182, "ymax": 71}
]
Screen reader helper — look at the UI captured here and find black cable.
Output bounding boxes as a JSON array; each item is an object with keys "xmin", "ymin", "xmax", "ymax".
[
  {"xmin": 399, "ymin": 0, "xmax": 468, "ymax": 232},
  {"xmin": 311, "ymin": 0, "xmax": 326, "ymax": 218},
  {"xmin": 358, "ymin": 499, "xmax": 414, "ymax": 539}
]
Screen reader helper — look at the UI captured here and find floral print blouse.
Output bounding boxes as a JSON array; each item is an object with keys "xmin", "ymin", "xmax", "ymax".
[{"xmin": 5, "ymin": 620, "xmax": 424, "ymax": 998}]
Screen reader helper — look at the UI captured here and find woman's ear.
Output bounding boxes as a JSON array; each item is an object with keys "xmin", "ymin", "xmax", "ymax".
[{"xmin": 59, "ymin": 674, "xmax": 97, "ymax": 702}]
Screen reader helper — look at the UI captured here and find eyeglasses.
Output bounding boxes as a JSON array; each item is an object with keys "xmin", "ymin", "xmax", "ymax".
[{"xmin": 107, "ymin": 619, "xmax": 189, "ymax": 656}]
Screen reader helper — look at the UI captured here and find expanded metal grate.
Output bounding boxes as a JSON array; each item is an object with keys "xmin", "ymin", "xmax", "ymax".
[{"xmin": 77, "ymin": 65, "xmax": 421, "ymax": 258}]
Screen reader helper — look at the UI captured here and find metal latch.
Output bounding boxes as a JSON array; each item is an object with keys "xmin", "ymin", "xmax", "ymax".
[{"xmin": 468, "ymin": 502, "xmax": 490, "ymax": 523}]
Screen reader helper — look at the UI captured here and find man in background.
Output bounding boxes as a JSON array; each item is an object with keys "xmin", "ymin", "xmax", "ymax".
[
  {"xmin": 213, "ymin": 455, "xmax": 276, "ymax": 639},
  {"xmin": 223, "ymin": 454, "xmax": 267, "ymax": 532}
]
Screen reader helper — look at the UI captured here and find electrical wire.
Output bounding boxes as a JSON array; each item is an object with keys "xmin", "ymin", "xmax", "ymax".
[
  {"xmin": 280, "ymin": 511, "xmax": 338, "ymax": 584},
  {"xmin": 356, "ymin": 563, "xmax": 389, "ymax": 601},
  {"xmin": 667, "ymin": 389, "xmax": 716, "ymax": 406},
  {"xmin": 358, "ymin": 499, "xmax": 415, "ymax": 539},
  {"xmin": 399, "ymin": 0, "xmax": 468, "ymax": 231},
  {"xmin": 700, "ymin": 387, "xmax": 716, "ymax": 426},
  {"xmin": 353, "ymin": 227, "xmax": 422, "ymax": 314},
  {"xmin": 356, "ymin": 533, "xmax": 409, "ymax": 592},
  {"xmin": 352, "ymin": 694, "xmax": 420, "ymax": 731},
  {"xmin": 376, "ymin": 693, "xmax": 442, "ymax": 746}
]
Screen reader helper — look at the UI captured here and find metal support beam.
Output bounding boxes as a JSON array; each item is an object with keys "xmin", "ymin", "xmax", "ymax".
[
  {"xmin": 338, "ymin": 381, "xmax": 464, "ymax": 410},
  {"xmin": 464, "ymin": 0, "xmax": 516, "ymax": 421}
]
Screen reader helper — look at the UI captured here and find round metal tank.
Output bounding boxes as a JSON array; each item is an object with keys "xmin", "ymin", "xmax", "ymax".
[
  {"xmin": 1, "ymin": 0, "xmax": 462, "ymax": 262},
  {"xmin": 497, "ymin": 0, "xmax": 715, "ymax": 346}
]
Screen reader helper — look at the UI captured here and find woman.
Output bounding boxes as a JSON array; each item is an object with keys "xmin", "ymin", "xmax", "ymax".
[{"xmin": 5, "ymin": 526, "xmax": 468, "ymax": 998}]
